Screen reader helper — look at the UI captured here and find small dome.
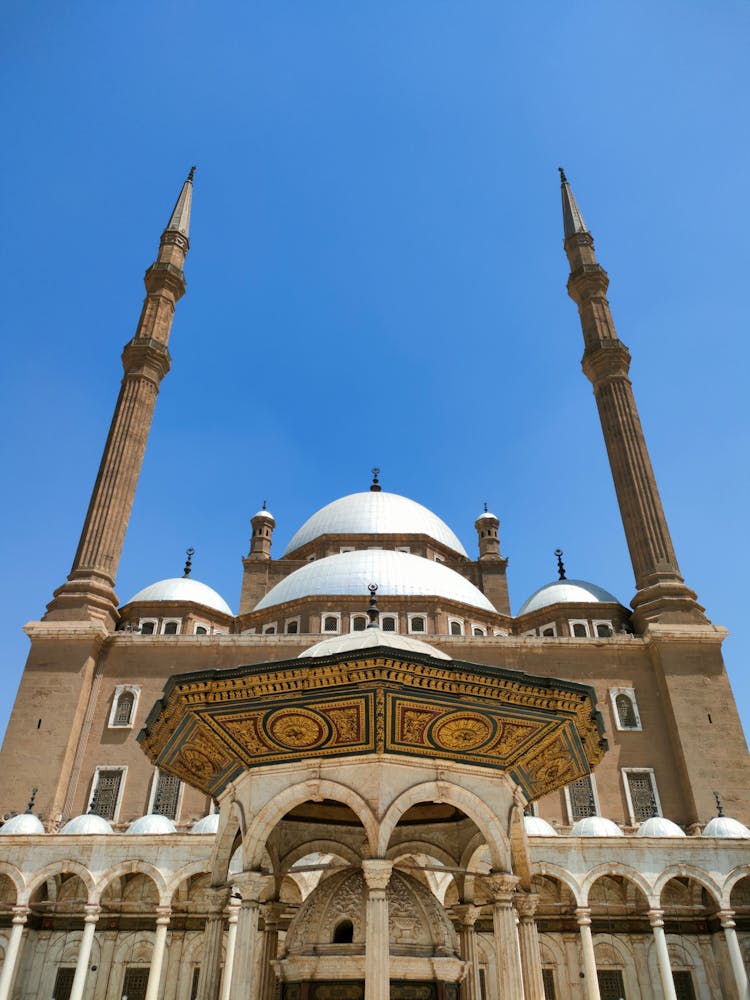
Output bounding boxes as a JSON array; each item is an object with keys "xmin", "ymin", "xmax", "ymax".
[
  {"xmin": 255, "ymin": 549, "xmax": 494, "ymax": 613},
  {"xmin": 125, "ymin": 578, "xmax": 232, "ymax": 616},
  {"xmin": 636, "ymin": 816, "xmax": 686, "ymax": 838},
  {"xmin": 191, "ymin": 814, "xmax": 220, "ymax": 834},
  {"xmin": 299, "ymin": 626, "xmax": 451, "ymax": 661},
  {"xmin": 253, "ymin": 507, "xmax": 275, "ymax": 523},
  {"xmin": 283, "ymin": 491, "xmax": 468, "ymax": 558},
  {"xmin": 570, "ymin": 816, "xmax": 624, "ymax": 837},
  {"xmin": 0, "ymin": 813, "xmax": 45, "ymax": 835},
  {"xmin": 61, "ymin": 814, "xmax": 113, "ymax": 835},
  {"xmin": 126, "ymin": 814, "xmax": 177, "ymax": 835},
  {"xmin": 517, "ymin": 579, "xmax": 620, "ymax": 616},
  {"xmin": 524, "ymin": 815, "xmax": 558, "ymax": 837},
  {"xmin": 475, "ymin": 510, "xmax": 498, "ymax": 522},
  {"xmin": 703, "ymin": 815, "xmax": 750, "ymax": 839}
]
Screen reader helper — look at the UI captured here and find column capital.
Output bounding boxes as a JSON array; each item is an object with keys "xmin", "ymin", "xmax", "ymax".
[
  {"xmin": 574, "ymin": 907, "xmax": 592, "ymax": 926},
  {"xmin": 233, "ymin": 871, "xmax": 272, "ymax": 903},
  {"xmin": 647, "ymin": 908, "xmax": 665, "ymax": 928},
  {"xmin": 719, "ymin": 909, "xmax": 736, "ymax": 930},
  {"xmin": 83, "ymin": 904, "xmax": 101, "ymax": 923},
  {"xmin": 10, "ymin": 905, "xmax": 29, "ymax": 925},
  {"xmin": 487, "ymin": 872, "xmax": 520, "ymax": 902},
  {"xmin": 451, "ymin": 903, "xmax": 482, "ymax": 927},
  {"xmin": 205, "ymin": 886, "xmax": 232, "ymax": 914},
  {"xmin": 262, "ymin": 900, "xmax": 286, "ymax": 925},
  {"xmin": 155, "ymin": 904, "xmax": 172, "ymax": 926},
  {"xmin": 362, "ymin": 859, "xmax": 393, "ymax": 892},
  {"xmin": 514, "ymin": 893, "xmax": 539, "ymax": 920}
]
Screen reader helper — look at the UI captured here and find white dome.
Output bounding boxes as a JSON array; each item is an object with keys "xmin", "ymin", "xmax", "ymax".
[
  {"xmin": 524, "ymin": 815, "xmax": 558, "ymax": 837},
  {"xmin": 703, "ymin": 816, "xmax": 750, "ymax": 839},
  {"xmin": 255, "ymin": 549, "xmax": 494, "ymax": 613},
  {"xmin": 570, "ymin": 816, "xmax": 624, "ymax": 837},
  {"xmin": 637, "ymin": 816, "xmax": 686, "ymax": 838},
  {"xmin": 191, "ymin": 814, "xmax": 220, "ymax": 834},
  {"xmin": 125, "ymin": 577, "xmax": 233, "ymax": 616},
  {"xmin": 61, "ymin": 814, "xmax": 113, "ymax": 835},
  {"xmin": 518, "ymin": 579, "xmax": 620, "ymax": 616},
  {"xmin": 0, "ymin": 813, "xmax": 45, "ymax": 835},
  {"xmin": 283, "ymin": 492, "xmax": 468, "ymax": 557},
  {"xmin": 299, "ymin": 625, "xmax": 451, "ymax": 661},
  {"xmin": 253, "ymin": 508, "xmax": 275, "ymax": 522},
  {"xmin": 126, "ymin": 814, "xmax": 177, "ymax": 835}
]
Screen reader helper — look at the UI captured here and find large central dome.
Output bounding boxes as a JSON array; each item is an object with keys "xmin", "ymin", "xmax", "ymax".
[{"xmin": 282, "ymin": 491, "xmax": 468, "ymax": 557}]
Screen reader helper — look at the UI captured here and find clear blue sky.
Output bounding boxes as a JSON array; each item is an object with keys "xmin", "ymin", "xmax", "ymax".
[{"xmin": 1, "ymin": 3, "xmax": 749, "ymax": 749}]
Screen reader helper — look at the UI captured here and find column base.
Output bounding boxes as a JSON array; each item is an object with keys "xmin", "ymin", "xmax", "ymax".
[
  {"xmin": 630, "ymin": 579, "xmax": 707, "ymax": 630},
  {"xmin": 44, "ymin": 571, "xmax": 120, "ymax": 627}
]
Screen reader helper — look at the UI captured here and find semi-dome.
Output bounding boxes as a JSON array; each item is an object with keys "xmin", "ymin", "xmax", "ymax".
[
  {"xmin": 126, "ymin": 814, "xmax": 177, "ymax": 835},
  {"xmin": 524, "ymin": 815, "xmax": 558, "ymax": 837},
  {"xmin": 517, "ymin": 579, "xmax": 620, "ymax": 616},
  {"xmin": 61, "ymin": 813, "xmax": 114, "ymax": 835},
  {"xmin": 636, "ymin": 816, "xmax": 686, "ymax": 838},
  {"xmin": 570, "ymin": 816, "xmax": 624, "ymax": 837},
  {"xmin": 125, "ymin": 578, "xmax": 233, "ymax": 616},
  {"xmin": 191, "ymin": 814, "xmax": 220, "ymax": 834},
  {"xmin": 0, "ymin": 813, "xmax": 45, "ymax": 835},
  {"xmin": 283, "ymin": 491, "xmax": 468, "ymax": 557},
  {"xmin": 702, "ymin": 815, "xmax": 750, "ymax": 839},
  {"xmin": 255, "ymin": 549, "xmax": 494, "ymax": 612},
  {"xmin": 299, "ymin": 625, "xmax": 451, "ymax": 661}
]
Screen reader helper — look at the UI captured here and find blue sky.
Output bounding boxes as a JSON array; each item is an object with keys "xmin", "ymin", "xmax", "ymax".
[{"xmin": 1, "ymin": 2, "xmax": 749, "ymax": 747}]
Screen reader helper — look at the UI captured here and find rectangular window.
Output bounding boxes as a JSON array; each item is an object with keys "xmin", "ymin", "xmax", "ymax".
[
  {"xmin": 52, "ymin": 969, "xmax": 76, "ymax": 1000},
  {"xmin": 152, "ymin": 770, "xmax": 182, "ymax": 820},
  {"xmin": 597, "ymin": 970, "xmax": 626, "ymax": 999},
  {"xmin": 191, "ymin": 967, "xmax": 201, "ymax": 1000},
  {"xmin": 122, "ymin": 968, "xmax": 149, "ymax": 1000},
  {"xmin": 672, "ymin": 971, "xmax": 697, "ymax": 1000},
  {"xmin": 91, "ymin": 768, "xmax": 125, "ymax": 821},
  {"xmin": 542, "ymin": 969, "xmax": 556, "ymax": 1000},
  {"xmin": 624, "ymin": 769, "xmax": 660, "ymax": 823},
  {"xmin": 566, "ymin": 775, "xmax": 598, "ymax": 823}
]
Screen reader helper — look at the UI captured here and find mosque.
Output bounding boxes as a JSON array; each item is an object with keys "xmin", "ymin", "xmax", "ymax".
[{"xmin": 0, "ymin": 168, "xmax": 748, "ymax": 1000}]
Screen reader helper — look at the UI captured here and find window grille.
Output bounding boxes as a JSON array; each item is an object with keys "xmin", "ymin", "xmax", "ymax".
[
  {"xmin": 52, "ymin": 968, "xmax": 76, "ymax": 1000},
  {"xmin": 596, "ymin": 970, "xmax": 626, "ymax": 999},
  {"xmin": 381, "ymin": 617, "xmax": 396, "ymax": 632},
  {"xmin": 542, "ymin": 969, "xmax": 556, "ymax": 1000},
  {"xmin": 352, "ymin": 617, "xmax": 367, "ymax": 632},
  {"xmin": 410, "ymin": 617, "xmax": 425, "ymax": 633},
  {"xmin": 113, "ymin": 691, "xmax": 135, "ymax": 727},
  {"xmin": 626, "ymin": 771, "xmax": 659, "ymax": 822},
  {"xmin": 153, "ymin": 770, "xmax": 181, "ymax": 820},
  {"xmin": 616, "ymin": 694, "xmax": 638, "ymax": 729},
  {"xmin": 122, "ymin": 967, "xmax": 149, "ymax": 1000},
  {"xmin": 323, "ymin": 616, "xmax": 338, "ymax": 632},
  {"xmin": 92, "ymin": 769, "xmax": 124, "ymax": 821},
  {"xmin": 672, "ymin": 971, "xmax": 697, "ymax": 1000},
  {"xmin": 567, "ymin": 776, "xmax": 597, "ymax": 822}
]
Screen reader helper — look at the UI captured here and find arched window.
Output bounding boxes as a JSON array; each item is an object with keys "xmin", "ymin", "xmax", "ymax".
[
  {"xmin": 570, "ymin": 622, "xmax": 588, "ymax": 638},
  {"xmin": 324, "ymin": 616, "xmax": 339, "ymax": 632},
  {"xmin": 286, "ymin": 620, "xmax": 299, "ymax": 634},
  {"xmin": 381, "ymin": 616, "xmax": 396, "ymax": 632},
  {"xmin": 113, "ymin": 691, "xmax": 135, "ymax": 727},
  {"xmin": 410, "ymin": 617, "xmax": 425, "ymax": 633},
  {"xmin": 140, "ymin": 620, "xmax": 156, "ymax": 635},
  {"xmin": 332, "ymin": 919, "xmax": 354, "ymax": 944},
  {"xmin": 195, "ymin": 625, "xmax": 208, "ymax": 635},
  {"xmin": 449, "ymin": 620, "xmax": 463, "ymax": 636},
  {"xmin": 595, "ymin": 622, "xmax": 613, "ymax": 637},
  {"xmin": 163, "ymin": 621, "xmax": 179, "ymax": 635},
  {"xmin": 351, "ymin": 616, "xmax": 367, "ymax": 632},
  {"xmin": 263, "ymin": 625, "xmax": 276, "ymax": 635},
  {"xmin": 472, "ymin": 626, "xmax": 486, "ymax": 637},
  {"xmin": 615, "ymin": 693, "xmax": 637, "ymax": 729}
]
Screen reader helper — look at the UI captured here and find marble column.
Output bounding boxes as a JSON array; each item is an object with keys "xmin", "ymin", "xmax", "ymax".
[
  {"xmin": 196, "ymin": 888, "xmax": 231, "ymax": 1000},
  {"xmin": 574, "ymin": 908, "xmax": 601, "ymax": 1000},
  {"xmin": 453, "ymin": 905, "xmax": 482, "ymax": 1000},
  {"xmin": 69, "ymin": 905, "xmax": 100, "ymax": 1000},
  {"xmin": 258, "ymin": 901, "xmax": 284, "ymax": 1000},
  {"xmin": 230, "ymin": 873, "xmax": 271, "ymax": 1000},
  {"xmin": 719, "ymin": 910, "xmax": 750, "ymax": 1000},
  {"xmin": 219, "ymin": 897, "xmax": 241, "ymax": 1000},
  {"xmin": 362, "ymin": 859, "xmax": 393, "ymax": 1000},
  {"xmin": 515, "ymin": 894, "xmax": 545, "ymax": 1000},
  {"xmin": 648, "ymin": 910, "xmax": 677, "ymax": 1000},
  {"xmin": 0, "ymin": 905, "xmax": 29, "ymax": 1000},
  {"xmin": 488, "ymin": 874, "xmax": 524, "ymax": 1000},
  {"xmin": 145, "ymin": 906, "xmax": 172, "ymax": 1000}
]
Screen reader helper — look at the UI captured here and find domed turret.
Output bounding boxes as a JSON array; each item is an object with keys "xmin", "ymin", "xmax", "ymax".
[
  {"xmin": 249, "ymin": 502, "xmax": 276, "ymax": 560},
  {"xmin": 518, "ymin": 579, "xmax": 620, "ymax": 616},
  {"xmin": 475, "ymin": 504, "xmax": 501, "ymax": 560},
  {"xmin": 125, "ymin": 577, "xmax": 232, "ymax": 616}
]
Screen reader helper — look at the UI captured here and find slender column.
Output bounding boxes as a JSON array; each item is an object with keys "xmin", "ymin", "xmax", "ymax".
[
  {"xmin": 453, "ymin": 905, "xmax": 482, "ymax": 1000},
  {"xmin": 362, "ymin": 859, "xmax": 393, "ymax": 1000},
  {"xmin": 719, "ymin": 911, "xmax": 750, "ymax": 1000},
  {"xmin": 196, "ymin": 888, "xmax": 231, "ymax": 1000},
  {"xmin": 230, "ymin": 873, "xmax": 271, "ymax": 1000},
  {"xmin": 258, "ymin": 901, "xmax": 284, "ymax": 1000},
  {"xmin": 219, "ymin": 897, "xmax": 241, "ymax": 1000},
  {"xmin": 69, "ymin": 905, "xmax": 100, "ymax": 1000},
  {"xmin": 145, "ymin": 906, "xmax": 172, "ymax": 1000},
  {"xmin": 0, "ymin": 906, "xmax": 29, "ymax": 1000},
  {"xmin": 515, "ymin": 894, "xmax": 545, "ymax": 1000},
  {"xmin": 647, "ymin": 910, "xmax": 677, "ymax": 1000},
  {"xmin": 488, "ymin": 875, "xmax": 524, "ymax": 1000},
  {"xmin": 574, "ymin": 908, "xmax": 601, "ymax": 1000}
]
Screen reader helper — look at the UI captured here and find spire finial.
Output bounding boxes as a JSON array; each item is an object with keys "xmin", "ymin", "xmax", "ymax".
[
  {"xmin": 187, "ymin": 165, "xmax": 196, "ymax": 183},
  {"xmin": 25, "ymin": 787, "xmax": 38, "ymax": 814},
  {"xmin": 367, "ymin": 584, "xmax": 380, "ymax": 627},
  {"xmin": 183, "ymin": 547, "xmax": 195, "ymax": 578},
  {"xmin": 370, "ymin": 467, "xmax": 382, "ymax": 493},
  {"xmin": 713, "ymin": 790, "xmax": 725, "ymax": 817},
  {"xmin": 558, "ymin": 167, "xmax": 589, "ymax": 238},
  {"xmin": 262, "ymin": 500, "xmax": 267, "ymax": 511},
  {"xmin": 555, "ymin": 548, "xmax": 566, "ymax": 581},
  {"xmin": 164, "ymin": 168, "xmax": 194, "ymax": 239},
  {"xmin": 483, "ymin": 501, "xmax": 488, "ymax": 513},
  {"xmin": 558, "ymin": 166, "xmax": 567, "ymax": 183}
]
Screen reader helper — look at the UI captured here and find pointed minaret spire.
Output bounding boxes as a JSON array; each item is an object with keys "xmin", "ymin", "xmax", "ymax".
[
  {"xmin": 559, "ymin": 167, "xmax": 588, "ymax": 238},
  {"xmin": 164, "ymin": 166, "xmax": 195, "ymax": 240},
  {"xmin": 559, "ymin": 170, "xmax": 705, "ymax": 627}
]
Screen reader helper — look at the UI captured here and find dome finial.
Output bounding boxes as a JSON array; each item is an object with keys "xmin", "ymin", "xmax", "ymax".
[
  {"xmin": 370, "ymin": 467, "xmax": 382, "ymax": 492},
  {"xmin": 25, "ymin": 787, "xmax": 38, "ymax": 814},
  {"xmin": 555, "ymin": 548, "xmax": 567, "ymax": 581},
  {"xmin": 88, "ymin": 784, "xmax": 101, "ymax": 816},
  {"xmin": 367, "ymin": 584, "xmax": 380, "ymax": 627},
  {"xmin": 262, "ymin": 500, "xmax": 267, "ymax": 510},
  {"xmin": 483, "ymin": 501, "xmax": 488, "ymax": 513},
  {"xmin": 183, "ymin": 547, "xmax": 195, "ymax": 578},
  {"xmin": 714, "ymin": 790, "xmax": 725, "ymax": 817}
]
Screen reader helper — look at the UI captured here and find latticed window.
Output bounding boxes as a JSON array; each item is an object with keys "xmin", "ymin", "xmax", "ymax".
[
  {"xmin": 113, "ymin": 691, "xmax": 135, "ymax": 727},
  {"xmin": 92, "ymin": 769, "xmax": 124, "ymax": 821},
  {"xmin": 153, "ymin": 770, "xmax": 181, "ymax": 820},
  {"xmin": 567, "ymin": 775, "xmax": 597, "ymax": 822},
  {"xmin": 381, "ymin": 617, "xmax": 396, "ymax": 632},
  {"xmin": 542, "ymin": 969, "xmax": 556, "ymax": 1000},
  {"xmin": 122, "ymin": 967, "xmax": 149, "ymax": 1000},
  {"xmin": 411, "ymin": 617, "xmax": 425, "ymax": 633},
  {"xmin": 52, "ymin": 968, "xmax": 76, "ymax": 1000},
  {"xmin": 616, "ymin": 694, "xmax": 638, "ymax": 729},
  {"xmin": 597, "ymin": 969, "xmax": 626, "ymax": 999},
  {"xmin": 673, "ymin": 971, "xmax": 697, "ymax": 1000},
  {"xmin": 323, "ymin": 616, "xmax": 338, "ymax": 632},
  {"xmin": 626, "ymin": 771, "xmax": 659, "ymax": 822},
  {"xmin": 352, "ymin": 617, "xmax": 367, "ymax": 632}
]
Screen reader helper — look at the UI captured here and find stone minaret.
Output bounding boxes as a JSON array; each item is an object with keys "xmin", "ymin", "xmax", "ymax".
[
  {"xmin": 559, "ymin": 169, "xmax": 706, "ymax": 627},
  {"xmin": 45, "ymin": 169, "xmax": 195, "ymax": 627}
]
